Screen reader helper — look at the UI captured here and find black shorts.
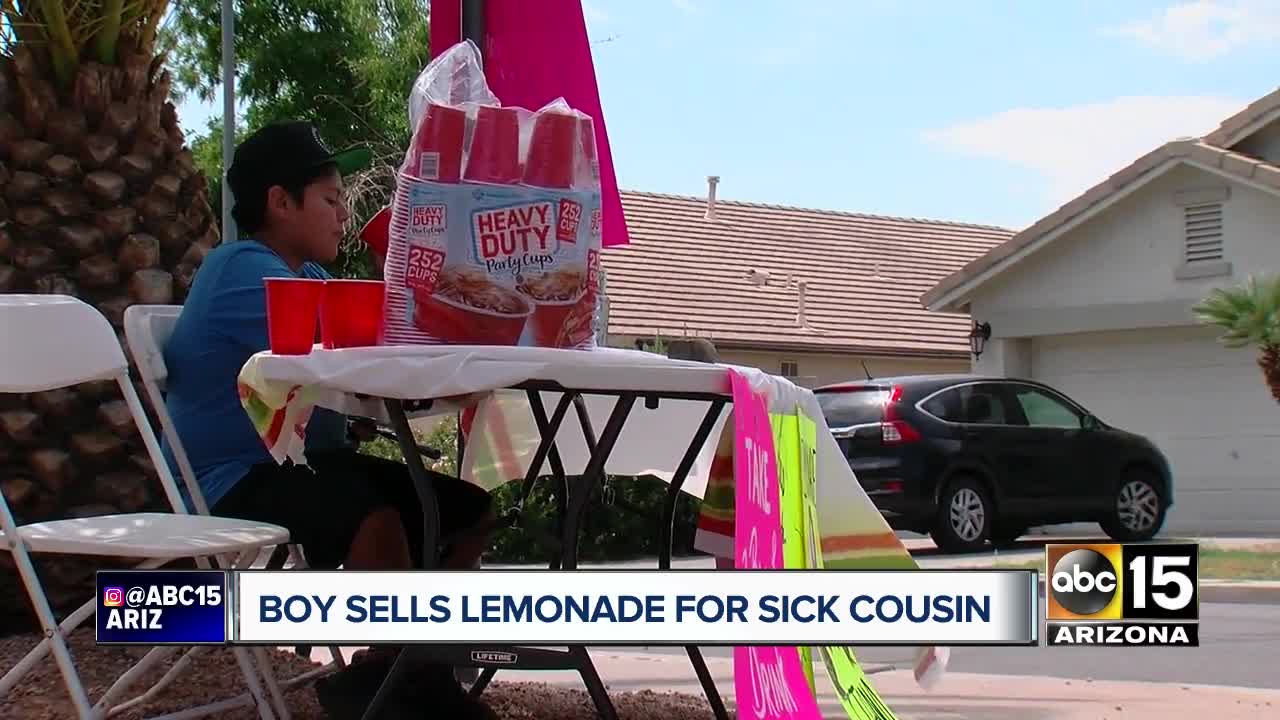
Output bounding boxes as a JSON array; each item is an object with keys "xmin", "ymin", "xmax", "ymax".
[{"xmin": 210, "ymin": 449, "xmax": 493, "ymax": 569}]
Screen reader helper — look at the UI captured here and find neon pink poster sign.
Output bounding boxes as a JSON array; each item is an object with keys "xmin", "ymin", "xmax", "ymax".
[
  {"xmin": 430, "ymin": 0, "xmax": 630, "ymax": 247},
  {"xmin": 730, "ymin": 370, "xmax": 824, "ymax": 719}
]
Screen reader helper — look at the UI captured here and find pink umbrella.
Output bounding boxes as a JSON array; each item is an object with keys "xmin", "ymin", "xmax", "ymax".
[
  {"xmin": 431, "ymin": 0, "xmax": 630, "ymax": 247},
  {"xmin": 358, "ymin": 1, "xmax": 630, "ymax": 262}
]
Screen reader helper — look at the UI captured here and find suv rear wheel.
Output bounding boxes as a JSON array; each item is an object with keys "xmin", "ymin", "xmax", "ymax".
[
  {"xmin": 1101, "ymin": 468, "xmax": 1167, "ymax": 541},
  {"xmin": 931, "ymin": 476, "xmax": 993, "ymax": 553}
]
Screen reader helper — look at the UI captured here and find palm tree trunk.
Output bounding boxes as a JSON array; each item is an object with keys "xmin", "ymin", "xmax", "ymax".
[
  {"xmin": 0, "ymin": 0, "xmax": 215, "ymax": 636},
  {"xmin": 1261, "ymin": 345, "xmax": 1280, "ymax": 404}
]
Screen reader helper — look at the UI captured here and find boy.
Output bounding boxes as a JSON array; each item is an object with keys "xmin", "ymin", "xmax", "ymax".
[{"xmin": 163, "ymin": 121, "xmax": 496, "ymax": 718}]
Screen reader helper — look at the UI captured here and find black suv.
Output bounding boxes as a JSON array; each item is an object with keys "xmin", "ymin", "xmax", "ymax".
[{"xmin": 814, "ymin": 375, "xmax": 1174, "ymax": 553}]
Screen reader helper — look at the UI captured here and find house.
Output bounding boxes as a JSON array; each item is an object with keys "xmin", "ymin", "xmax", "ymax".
[
  {"xmin": 921, "ymin": 88, "xmax": 1280, "ymax": 537},
  {"xmin": 600, "ymin": 181, "xmax": 1014, "ymax": 387}
]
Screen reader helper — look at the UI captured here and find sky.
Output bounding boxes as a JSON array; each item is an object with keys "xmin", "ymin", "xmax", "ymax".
[{"xmin": 176, "ymin": 0, "xmax": 1280, "ymax": 231}]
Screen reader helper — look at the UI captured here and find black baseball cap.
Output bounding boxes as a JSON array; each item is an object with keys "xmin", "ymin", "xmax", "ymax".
[{"xmin": 226, "ymin": 121, "xmax": 373, "ymax": 202}]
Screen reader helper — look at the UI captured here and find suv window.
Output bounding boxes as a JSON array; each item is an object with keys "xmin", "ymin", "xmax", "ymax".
[
  {"xmin": 816, "ymin": 388, "xmax": 889, "ymax": 428},
  {"xmin": 962, "ymin": 384, "xmax": 1009, "ymax": 424},
  {"xmin": 921, "ymin": 387, "xmax": 965, "ymax": 422},
  {"xmin": 921, "ymin": 383, "xmax": 1010, "ymax": 425},
  {"xmin": 1011, "ymin": 385, "xmax": 1082, "ymax": 428}
]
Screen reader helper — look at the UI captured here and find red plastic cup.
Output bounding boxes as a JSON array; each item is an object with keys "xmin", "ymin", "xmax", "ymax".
[
  {"xmin": 523, "ymin": 109, "xmax": 579, "ymax": 189},
  {"xmin": 576, "ymin": 116, "xmax": 599, "ymax": 188},
  {"xmin": 410, "ymin": 103, "xmax": 467, "ymax": 182},
  {"xmin": 320, "ymin": 279, "xmax": 386, "ymax": 349},
  {"xmin": 359, "ymin": 207, "xmax": 391, "ymax": 262},
  {"xmin": 264, "ymin": 278, "xmax": 324, "ymax": 355},
  {"xmin": 463, "ymin": 106, "xmax": 521, "ymax": 185}
]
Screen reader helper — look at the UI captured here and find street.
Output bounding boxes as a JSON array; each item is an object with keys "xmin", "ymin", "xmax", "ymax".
[
  {"xmin": 602, "ymin": 601, "xmax": 1280, "ymax": 690},
  {"xmin": 895, "ymin": 601, "xmax": 1279, "ymax": 689},
  {"xmin": 557, "ymin": 534, "xmax": 1280, "ymax": 691}
]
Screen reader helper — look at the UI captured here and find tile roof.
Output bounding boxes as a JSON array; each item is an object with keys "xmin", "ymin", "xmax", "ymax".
[
  {"xmin": 921, "ymin": 139, "xmax": 1280, "ymax": 313},
  {"xmin": 601, "ymin": 191, "xmax": 1013, "ymax": 357},
  {"xmin": 1202, "ymin": 86, "xmax": 1280, "ymax": 148},
  {"xmin": 922, "ymin": 87, "xmax": 1280, "ymax": 314}
]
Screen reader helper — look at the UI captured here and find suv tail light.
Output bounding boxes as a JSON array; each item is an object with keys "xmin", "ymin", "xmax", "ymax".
[{"xmin": 881, "ymin": 385, "xmax": 921, "ymax": 445}]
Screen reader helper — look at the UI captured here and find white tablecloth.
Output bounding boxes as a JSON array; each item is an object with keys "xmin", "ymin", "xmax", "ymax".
[
  {"xmin": 242, "ymin": 345, "xmax": 747, "ymax": 498},
  {"xmin": 236, "ymin": 343, "xmax": 947, "ymax": 689}
]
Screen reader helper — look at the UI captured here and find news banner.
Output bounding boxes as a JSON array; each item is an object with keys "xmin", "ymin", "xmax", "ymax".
[{"xmin": 95, "ymin": 543, "xmax": 1199, "ymax": 648}]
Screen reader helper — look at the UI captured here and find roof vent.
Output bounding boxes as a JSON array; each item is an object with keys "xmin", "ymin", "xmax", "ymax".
[
  {"xmin": 705, "ymin": 175, "xmax": 720, "ymax": 221},
  {"xmin": 1184, "ymin": 201, "xmax": 1225, "ymax": 263},
  {"xmin": 796, "ymin": 279, "xmax": 809, "ymax": 328}
]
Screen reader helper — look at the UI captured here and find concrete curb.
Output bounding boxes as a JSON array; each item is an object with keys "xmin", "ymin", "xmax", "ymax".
[
  {"xmin": 589, "ymin": 654, "xmax": 1280, "ymax": 696},
  {"xmin": 1197, "ymin": 582, "xmax": 1280, "ymax": 604},
  {"xmin": 1032, "ymin": 576, "xmax": 1280, "ymax": 605}
]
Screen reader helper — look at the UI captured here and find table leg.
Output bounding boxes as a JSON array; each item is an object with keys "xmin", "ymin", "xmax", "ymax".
[
  {"xmin": 542, "ymin": 393, "xmax": 635, "ymax": 720},
  {"xmin": 560, "ymin": 394, "xmax": 635, "ymax": 571},
  {"xmin": 687, "ymin": 647, "xmax": 729, "ymax": 719},
  {"xmin": 467, "ymin": 667, "xmax": 497, "ymax": 699},
  {"xmin": 658, "ymin": 400, "xmax": 731, "ymax": 720},
  {"xmin": 659, "ymin": 400, "xmax": 727, "ymax": 570},
  {"xmin": 514, "ymin": 391, "xmax": 575, "ymax": 515},
  {"xmin": 527, "ymin": 391, "xmax": 575, "ymax": 571},
  {"xmin": 359, "ymin": 399, "xmax": 442, "ymax": 720},
  {"xmin": 570, "ymin": 394, "xmax": 613, "ymax": 515},
  {"xmin": 352, "ymin": 390, "xmax": 729, "ymax": 720},
  {"xmin": 571, "ymin": 394, "xmax": 598, "ymax": 454},
  {"xmin": 384, "ymin": 398, "xmax": 440, "ymax": 568},
  {"xmin": 460, "ymin": 390, "xmax": 620, "ymax": 720},
  {"xmin": 456, "ymin": 411, "xmax": 466, "ymax": 474},
  {"xmin": 572, "ymin": 646, "xmax": 616, "ymax": 720}
]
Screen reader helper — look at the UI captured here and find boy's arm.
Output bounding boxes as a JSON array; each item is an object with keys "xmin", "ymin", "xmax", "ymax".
[{"xmin": 208, "ymin": 252, "xmax": 297, "ymax": 354}]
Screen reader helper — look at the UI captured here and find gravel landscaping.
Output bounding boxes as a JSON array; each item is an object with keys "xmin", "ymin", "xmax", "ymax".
[{"xmin": 0, "ymin": 629, "xmax": 716, "ymax": 719}]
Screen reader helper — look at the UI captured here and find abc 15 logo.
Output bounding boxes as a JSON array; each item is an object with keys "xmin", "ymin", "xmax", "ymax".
[{"xmin": 1046, "ymin": 543, "xmax": 1199, "ymax": 621}]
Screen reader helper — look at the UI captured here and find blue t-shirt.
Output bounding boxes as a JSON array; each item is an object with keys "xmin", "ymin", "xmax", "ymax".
[{"xmin": 162, "ymin": 239, "xmax": 351, "ymax": 509}]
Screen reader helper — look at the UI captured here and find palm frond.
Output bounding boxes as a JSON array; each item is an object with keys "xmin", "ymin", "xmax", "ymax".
[
  {"xmin": 1194, "ymin": 274, "xmax": 1280, "ymax": 350},
  {"xmin": 93, "ymin": 0, "xmax": 125, "ymax": 63},
  {"xmin": 3, "ymin": 0, "xmax": 172, "ymax": 88},
  {"xmin": 137, "ymin": 0, "xmax": 167, "ymax": 56}
]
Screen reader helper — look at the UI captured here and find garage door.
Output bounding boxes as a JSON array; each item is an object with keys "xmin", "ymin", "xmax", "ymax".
[{"xmin": 1031, "ymin": 325, "xmax": 1280, "ymax": 536}]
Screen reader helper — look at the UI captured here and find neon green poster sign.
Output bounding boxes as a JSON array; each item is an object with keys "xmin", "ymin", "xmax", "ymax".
[{"xmin": 772, "ymin": 407, "xmax": 900, "ymax": 720}]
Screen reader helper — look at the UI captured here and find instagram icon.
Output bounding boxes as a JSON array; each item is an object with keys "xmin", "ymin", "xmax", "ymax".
[{"xmin": 102, "ymin": 587, "xmax": 124, "ymax": 607}]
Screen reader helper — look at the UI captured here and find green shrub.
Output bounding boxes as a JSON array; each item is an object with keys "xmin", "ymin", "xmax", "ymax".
[{"xmin": 358, "ymin": 415, "xmax": 705, "ymax": 564}]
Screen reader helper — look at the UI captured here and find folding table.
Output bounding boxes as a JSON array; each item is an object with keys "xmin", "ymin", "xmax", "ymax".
[{"xmin": 238, "ymin": 345, "xmax": 741, "ymax": 720}]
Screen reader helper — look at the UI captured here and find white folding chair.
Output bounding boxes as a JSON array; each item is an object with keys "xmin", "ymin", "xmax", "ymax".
[
  {"xmin": 123, "ymin": 305, "xmax": 347, "ymax": 683},
  {"xmin": 0, "ymin": 295, "xmax": 293, "ymax": 719}
]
